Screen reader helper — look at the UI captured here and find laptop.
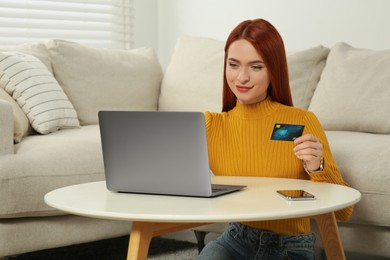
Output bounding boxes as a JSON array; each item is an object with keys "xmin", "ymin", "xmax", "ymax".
[{"xmin": 98, "ymin": 110, "xmax": 246, "ymax": 197}]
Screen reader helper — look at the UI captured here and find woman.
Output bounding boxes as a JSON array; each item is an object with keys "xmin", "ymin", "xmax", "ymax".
[{"xmin": 198, "ymin": 19, "xmax": 353, "ymax": 260}]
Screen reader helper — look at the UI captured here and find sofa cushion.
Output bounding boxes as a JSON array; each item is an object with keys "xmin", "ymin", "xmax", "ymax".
[
  {"xmin": 0, "ymin": 52, "xmax": 80, "ymax": 134},
  {"xmin": 0, "ymin": 42, "xmax": 52, "ymax": 73},
  {"xmin": 0, "ymin": 88, "xmax": 33, "ymax": 143},
  {"xmin": 46, "ymin": 40, "xmax": 163, "ymax": 125},
  {"xmin": 325, "ymin": 130, "xmax": 390, "ymax": 227},
  {"xmin": 287, "ymin": 46, "xmax": 329, "ymax": 109},
  {"xmin": 159, "ymin": 36, "xmax": 329, "ymax": 112},
  {"xmin": 0, "ymin": 215, "xmax": 131, "ymax": 257},
  {"xmin": 159, "ymin": 36, "xmax": 225, "ymax": 112},
  {"xmin": 0, "ymin": 125, "xmax": 105, "ymax": 218},
  {"xmin": 309, "ymin": 42, "xmax": 390, "ymax": 133}
]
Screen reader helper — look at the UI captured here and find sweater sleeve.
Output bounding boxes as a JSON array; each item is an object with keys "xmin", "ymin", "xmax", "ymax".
[{"xmin": 304, "ymin": 111, "xmax": 354, "ymax": 221}]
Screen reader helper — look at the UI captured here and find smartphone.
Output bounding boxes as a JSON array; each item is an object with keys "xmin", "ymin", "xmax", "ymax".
[{"xmin": 276, "ymin": 190, "xmax": 316, "ymax": 201}]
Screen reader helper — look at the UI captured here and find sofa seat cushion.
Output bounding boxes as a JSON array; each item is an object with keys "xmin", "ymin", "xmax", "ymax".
[
  {"xmin": 325, "ymin": 130, "xmax": 390, "ymax": 227},
  {"xmin": 0, "ymin": 125, "xmax": 105, "ymax": 218}
]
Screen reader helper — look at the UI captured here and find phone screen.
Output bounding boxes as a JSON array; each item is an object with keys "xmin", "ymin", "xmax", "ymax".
[{"xmin": 277, "ymin": 190, "xmax": 316, "ymax": 201}]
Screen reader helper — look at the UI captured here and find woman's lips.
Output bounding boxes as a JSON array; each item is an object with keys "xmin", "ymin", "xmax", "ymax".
[{"xmin": 236, "ymin": 85, "xmax": 253, "ymax": 93}]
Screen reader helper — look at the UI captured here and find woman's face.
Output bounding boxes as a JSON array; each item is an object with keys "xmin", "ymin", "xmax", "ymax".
[{"xmin": 226, "ymin": 39, "xmax": 270, "ymax": 105}]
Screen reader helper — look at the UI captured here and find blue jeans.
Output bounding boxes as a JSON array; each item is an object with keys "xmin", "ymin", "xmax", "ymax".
[{"xmin": 198, "ymin": 222, "xmax": 315, "ymax": 260}]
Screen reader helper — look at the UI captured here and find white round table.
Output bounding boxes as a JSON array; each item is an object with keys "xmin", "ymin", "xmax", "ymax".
[{"xmin": 45, "ymin": 176, "xmax": 361, "ymax": 260}]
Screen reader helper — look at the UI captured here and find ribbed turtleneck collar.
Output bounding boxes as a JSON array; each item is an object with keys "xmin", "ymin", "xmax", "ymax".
[{"xmin": 230, "ymin": 97, "xmax": 280, "ymax": 119}]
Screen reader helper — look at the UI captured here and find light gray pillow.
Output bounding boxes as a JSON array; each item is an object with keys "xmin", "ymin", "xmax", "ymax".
[
  {"xmin": 159, "ymin": 36, "xmax": 225, "ymax": 112},
  {"xmin": 46, "ymin": 40, "xmax": 163, "ymax": 125},
  {"xmin": 0, "ymin": 42, "xmax": 52, "ymax": 73},
  {"xmin": 0, "ymin": 52, "xmax": 80, "ymax": 134},
  {"xmin": 309, "ymin": 42, "xmax": 390, "ymax": 133},
  {"xmin": 288, "ymin": 46, "xmax": 330, "ymax": 109}
]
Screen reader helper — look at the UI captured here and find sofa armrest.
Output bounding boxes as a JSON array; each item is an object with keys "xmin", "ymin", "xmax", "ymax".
[{"xmin": 0, "ymin": 100, "xmax": 14, "ymax": 155}]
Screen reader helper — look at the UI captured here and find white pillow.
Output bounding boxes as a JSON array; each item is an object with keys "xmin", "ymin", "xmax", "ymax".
[
  {"xmin": 0, "ymin": 52, "xmax": 80, "ymax": 134},
  {"xmin": 287, "ymin": 46, "xmax": 330, "ymax": 109},
  {"xmin": 159, "ymin": 36, "xmax": 225, "ymax": 112},
  {"xmin": 46, "ymin": 40, "xmax": 163, "ymax": 125},
  {"xmin": 309, "ymin": 42, "xmax": 390, "ymax": 133},
  {"xmin": 0, "ymin": 42, "xmax": 52, "ymax": 73}
]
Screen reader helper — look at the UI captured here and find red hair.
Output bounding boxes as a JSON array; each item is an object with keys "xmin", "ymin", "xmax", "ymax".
[{"xmin": 222, "ymin": 19, "xmax": 293, "ymax": 112}]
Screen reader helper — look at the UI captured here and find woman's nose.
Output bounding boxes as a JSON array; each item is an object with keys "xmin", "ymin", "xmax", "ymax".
[{"xmin": 237, "ymin": 69, "xmax": 249, "ymax": 83}]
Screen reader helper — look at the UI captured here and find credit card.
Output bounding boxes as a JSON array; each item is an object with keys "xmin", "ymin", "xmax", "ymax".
[{"xmin": 270, "ymin": 123, "xmax": 305, "ymax": 141}]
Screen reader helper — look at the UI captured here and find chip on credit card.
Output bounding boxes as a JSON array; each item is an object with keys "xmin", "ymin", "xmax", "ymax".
[{"xmin": 270, "ymin": 123, "xmax": 305, "ymax": 141}]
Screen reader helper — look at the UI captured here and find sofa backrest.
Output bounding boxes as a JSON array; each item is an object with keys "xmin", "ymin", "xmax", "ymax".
[{"xmin": 2, "ymin": 36, "xmax": 390, "ymax": 144}]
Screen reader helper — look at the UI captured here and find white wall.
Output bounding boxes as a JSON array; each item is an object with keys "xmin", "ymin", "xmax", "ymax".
[
  {"xmin": 133, "ymin": 0, "xmax": 158, "ymax": 50},
  {"xmin": 157, "ymin": 0, "xmax": 390, "ymax": 68}
]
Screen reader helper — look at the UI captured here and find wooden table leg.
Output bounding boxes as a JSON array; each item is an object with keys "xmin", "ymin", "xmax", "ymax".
[
  {"xmin": 127, "ymin": 222, "xmax": 154, "ymax": 260},
  {"xmin": 127, "ymin": 222, "xmax": 210, "ymax": 260},
  {"xmin": 314, "ymin": 212, "xmax": 346, "ymax": 260}
]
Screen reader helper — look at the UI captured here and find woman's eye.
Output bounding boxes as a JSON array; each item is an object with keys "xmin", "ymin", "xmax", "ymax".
[
  {"xmin": 228, "ymin": 62, "xmax": 239, "ymax": 68},
  {"xmin": 252, "ymin": 65, "xmax": 263, "ymax": 70}
]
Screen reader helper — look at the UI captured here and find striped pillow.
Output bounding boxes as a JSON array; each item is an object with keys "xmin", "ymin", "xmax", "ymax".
[{"xmin": 0, "ymin": 52, "xmax": 79, "ymax": 134}]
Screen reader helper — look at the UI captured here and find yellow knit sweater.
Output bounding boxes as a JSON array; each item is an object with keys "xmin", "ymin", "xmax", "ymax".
[{"xmin": 205, "ymin": 97, "xmax": 353, "ymax": 235}]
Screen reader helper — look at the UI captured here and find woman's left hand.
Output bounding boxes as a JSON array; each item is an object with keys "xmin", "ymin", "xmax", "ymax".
[{"xmin": 293, "ymin": 134, "xmax": 323, "ymax": 172}]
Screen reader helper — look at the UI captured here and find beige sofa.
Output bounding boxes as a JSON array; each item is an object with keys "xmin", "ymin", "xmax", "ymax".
[{"xmin": 0, "ymin": 36, "xmax": 389, "ymax": 259}]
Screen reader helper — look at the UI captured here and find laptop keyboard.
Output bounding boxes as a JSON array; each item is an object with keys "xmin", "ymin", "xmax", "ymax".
[{"xmin": 212, "ymin": 184, "xmax": 229, "ymax": 192}]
